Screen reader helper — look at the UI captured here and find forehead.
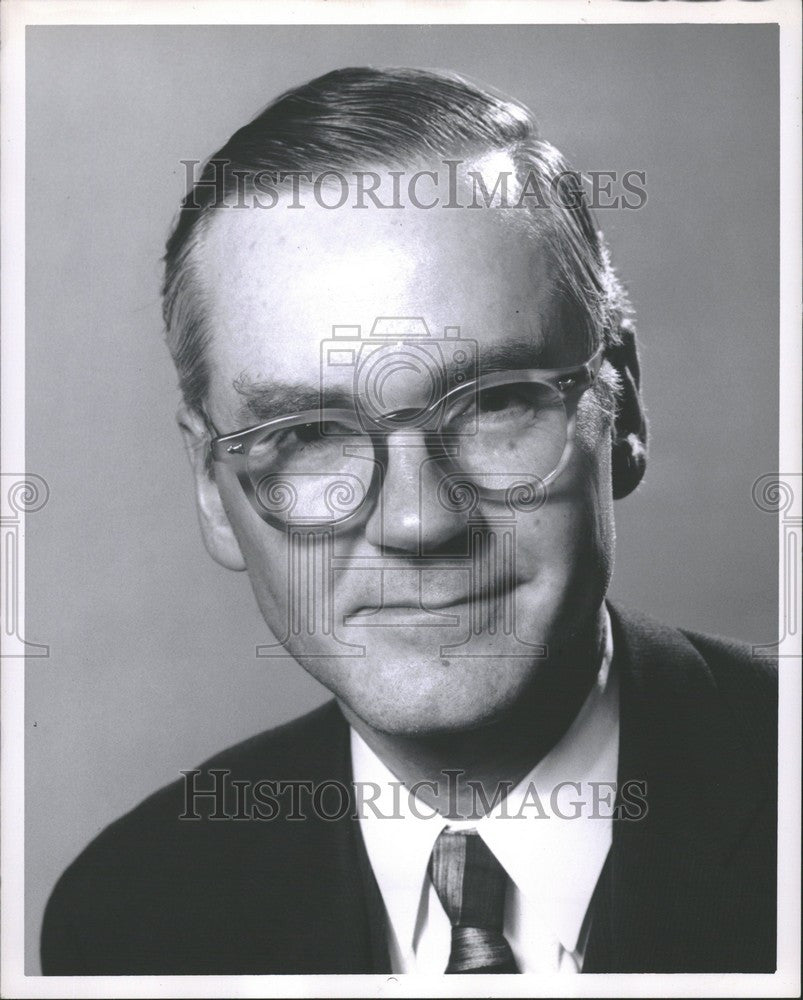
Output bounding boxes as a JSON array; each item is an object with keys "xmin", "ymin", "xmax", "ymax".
[{"xmin": 196, "ymin": 175, "xmax": 579, "ymax": 410}]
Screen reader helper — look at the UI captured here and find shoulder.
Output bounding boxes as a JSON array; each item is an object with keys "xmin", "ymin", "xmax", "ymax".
[
  {"xmin": 609, "ymin": 601, "xmax": 777, "ymax": 693},
  {"xmin": 609, "ymin": 602, "xmax": 777, "ymax": 764},
  {"xmin": 679, "ymin": 624, "xmax": 778, "ymax": 767},
  {"xmin": 49, "ymin": 698, "xmax": 346, "ymax": 855},
  {"xmin": 196, "ymin": 697, "xmax": 347, "ymax": 773},
  {"xmin": 65, "ymin": 698, "xmax": 345, "ymax": 840},
  {"xmin": 679, "ymin": 622, "xmax": 777, "ymax": 701},
  {"xmin": 678, "ymin": 623, "xmax": 777, "ymax": 688},
  {"xmin": 41, "ymin": 700, "xmax": 347, "ymax": 973}
]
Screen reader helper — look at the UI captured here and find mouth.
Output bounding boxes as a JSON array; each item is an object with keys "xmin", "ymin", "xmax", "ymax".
[
  {"xmin": 343, "ymin": 584, "xmax": 518, "ymax": 628},
  {"xmin": 343, "ymin": 605, "xmax": 461, "ymax": 627}
]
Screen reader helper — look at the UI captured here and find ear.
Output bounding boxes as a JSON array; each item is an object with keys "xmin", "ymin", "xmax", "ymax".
[
  {"xmin": 606, "ymin": 324, "xmax": 648, "ymax": 500},
  {"xmin": 177, "ymin": 404, "xmax": 247, "ymax": 571}
]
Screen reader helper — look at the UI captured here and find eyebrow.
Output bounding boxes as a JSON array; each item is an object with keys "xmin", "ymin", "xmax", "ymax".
[{"xmin": 231, "ymin": 339, "xmax": 562, "ymax": 425}]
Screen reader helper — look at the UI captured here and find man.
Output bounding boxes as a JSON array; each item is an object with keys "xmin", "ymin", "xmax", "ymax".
[{"xmin": 41, "ymin": 67, "xmax": 776, "ymax": 975}]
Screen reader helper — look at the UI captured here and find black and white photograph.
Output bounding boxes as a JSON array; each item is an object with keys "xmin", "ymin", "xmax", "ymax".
[{"xmin": 1, "ymin": 1, "xmax": 800, "ymax": 996}]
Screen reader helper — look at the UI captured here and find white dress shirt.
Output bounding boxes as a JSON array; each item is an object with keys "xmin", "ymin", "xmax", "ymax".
[{"xmin": 351, "ymin": 610, "xmax": 618, "ymax": 974}]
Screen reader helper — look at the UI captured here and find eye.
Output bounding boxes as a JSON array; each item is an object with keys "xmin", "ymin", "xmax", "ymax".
[
  {"xmin": 293, "ymin": 422, "xmax": 326, "ymax": 445},
  {"xmin": 476, "ymin": 385, "xmax": 533, "ymax": 416},
  {"xmin": 445, "ymin": 380, "xmax": 564, "ymax": 436},
  {"xmin": 279, "ymin": 420, "xmax": 361, "ymax": 450},
  {"xmin": 472, "ymin": 385, "xmax": 550, "ymax": 430}
]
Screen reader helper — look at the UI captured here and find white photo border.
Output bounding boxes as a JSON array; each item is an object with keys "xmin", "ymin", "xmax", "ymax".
[{"xmin": 2, "ymin": 1, "xmax": 800, "ymax": 997}]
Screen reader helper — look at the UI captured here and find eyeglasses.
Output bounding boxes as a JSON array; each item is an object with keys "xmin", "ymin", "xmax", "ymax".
[{"xmin": 205, "ymin": 347, "xmax": 604, "ymax": 530}]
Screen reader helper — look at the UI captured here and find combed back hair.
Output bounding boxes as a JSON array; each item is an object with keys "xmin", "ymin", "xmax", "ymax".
[{"xmin": 162, "ymin": 66, "xmax": 633, "ymax": 420}]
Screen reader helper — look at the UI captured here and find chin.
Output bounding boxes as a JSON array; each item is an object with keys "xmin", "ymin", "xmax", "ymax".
[{"xmin": 302, "ymin": 640, "xmax": 548, "ymax": 737}]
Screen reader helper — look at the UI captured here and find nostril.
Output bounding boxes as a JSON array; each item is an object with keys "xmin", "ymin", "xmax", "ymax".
[{"xmin": 364, "ymin": 439, "xmax": 474, "ymax": 555}]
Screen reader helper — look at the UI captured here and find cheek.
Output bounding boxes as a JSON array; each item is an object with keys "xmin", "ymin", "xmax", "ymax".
[
  {"xmin": 571, "ymin": 440, "xmax": 616, "ymax": 595},
  {"xmin": 571, "ymin": 396, "xmax": 616, "ymax": 569},
  {"xmin": 505, "ymin": 438, "xmax": 615, "ymax": 589},
  {"xmin": 216, "ymin": 473, "xmax": 292, "ymax": 625}
]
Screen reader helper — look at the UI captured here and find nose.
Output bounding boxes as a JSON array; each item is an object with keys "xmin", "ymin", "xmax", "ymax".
[{"xmin": 364, "ymin": 433, "xmax": 470, "ymax": 554}]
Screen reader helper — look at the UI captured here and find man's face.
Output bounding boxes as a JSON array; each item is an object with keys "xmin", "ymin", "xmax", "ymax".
[{"xmin": 192, "ymin": 166, "xmax": 616, "ymax": 736}]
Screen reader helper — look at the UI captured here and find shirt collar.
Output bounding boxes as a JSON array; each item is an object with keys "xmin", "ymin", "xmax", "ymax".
[
  {"xmin": 351, "ymin": 607, "xmax": 618, "ymax": 959},
  {"xmin": 351, "ymin": 735, "xmax": 445, "ymax": 957}
]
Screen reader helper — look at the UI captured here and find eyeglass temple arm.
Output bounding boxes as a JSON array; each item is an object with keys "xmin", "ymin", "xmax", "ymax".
[{"xmin": 198, "ymin": 406, "xmax": 221, "ymax": 441}]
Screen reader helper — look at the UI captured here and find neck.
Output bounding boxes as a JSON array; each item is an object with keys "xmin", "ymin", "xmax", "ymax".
[{"xmin": 342, "ymin": 605, "xmax": 608, "ymax": 820}]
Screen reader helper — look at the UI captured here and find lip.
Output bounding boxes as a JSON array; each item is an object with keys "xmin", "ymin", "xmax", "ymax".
[
  {"xmin": 343, "ymin": 585, "xmax": 516, "ymax": 625},
  {"xmin": 342, "ymin": 603, "xmax": 467, "ymax": 628},
  {"xmin": 348, "ymin": 595, "xmax": 474, "ymax": 616}
]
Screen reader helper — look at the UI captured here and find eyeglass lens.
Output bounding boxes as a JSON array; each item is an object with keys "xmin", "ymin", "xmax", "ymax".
[{"xmin": 246, "ymin": 381, "xmax": 568, "ymax": 522}]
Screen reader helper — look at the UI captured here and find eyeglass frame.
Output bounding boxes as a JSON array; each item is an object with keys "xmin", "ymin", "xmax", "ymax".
[{"xmin": 203, "ymin": 346, "xmax": 605, "ymax": 531}]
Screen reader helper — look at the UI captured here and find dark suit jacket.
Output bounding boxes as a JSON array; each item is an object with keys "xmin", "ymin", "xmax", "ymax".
[{"xmin": 41, "ymin": 604, "xmax": 777, "ymax": 974}]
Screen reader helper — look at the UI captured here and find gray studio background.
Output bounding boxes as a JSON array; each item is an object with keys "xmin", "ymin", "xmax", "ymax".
[{"xmin": 25, "ymin": 25, "xmax": 778, "ymax": 971}]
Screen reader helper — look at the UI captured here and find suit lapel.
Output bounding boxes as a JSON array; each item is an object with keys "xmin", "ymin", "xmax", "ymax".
[
  {"xmin": 326, "ymin": 710, "xmax": 392, "ymax": 972},
  {"xmin": 280, "ymin": 703, "xmax": 391, "ymax": 972},
  {"xmin": 584, "ymin": 604, "xmax": 768, "ymax": 972}
]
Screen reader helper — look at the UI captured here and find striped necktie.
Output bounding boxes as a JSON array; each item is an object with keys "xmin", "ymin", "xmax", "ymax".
[{"xmin": 428, "ymin": 828, "xmax": 519, "ymax": 974}]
